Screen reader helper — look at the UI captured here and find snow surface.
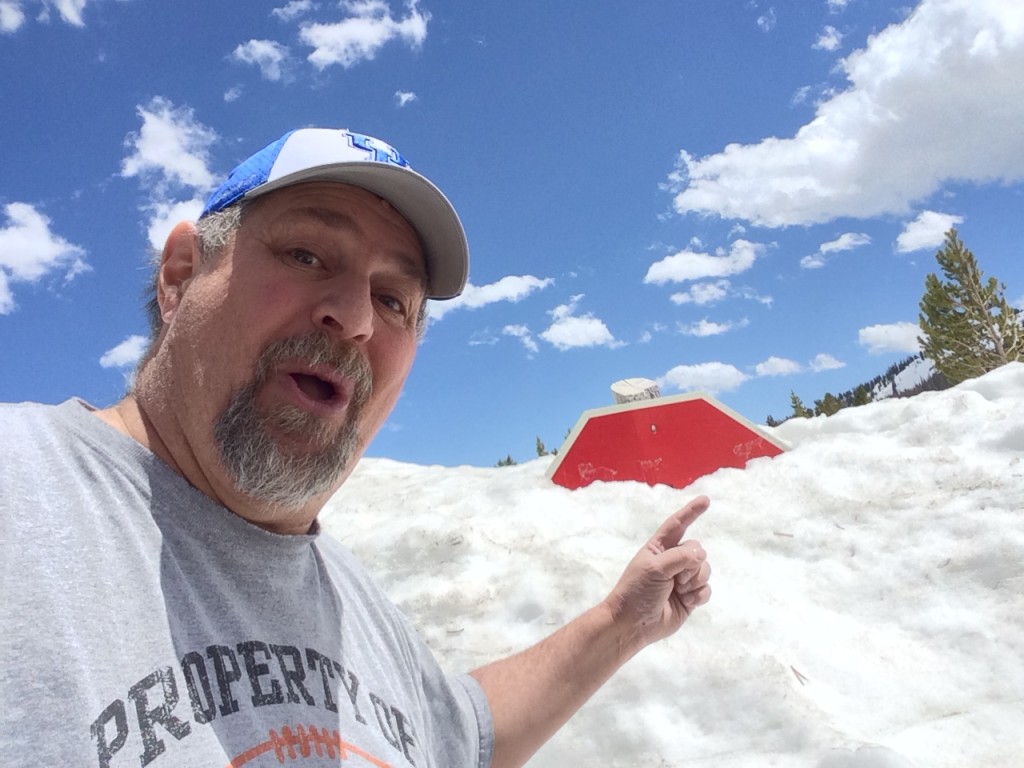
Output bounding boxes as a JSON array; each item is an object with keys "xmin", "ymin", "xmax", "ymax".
[
  {"xmin": 870, "ymin": 355, "xmax": 937, "ymax": 402},
  {"xmin": 321, "ymin": 363, "xmax": 1024, "ymax": 768}
]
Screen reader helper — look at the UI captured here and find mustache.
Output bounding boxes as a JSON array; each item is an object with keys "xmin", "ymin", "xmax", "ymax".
[
  {"xmin": 255, "ymin": 331, "xmax": 373, "ymax": 406},
  {"xmin": 213, "ymin": 331, "xmax": 371, "ymax": 508}
]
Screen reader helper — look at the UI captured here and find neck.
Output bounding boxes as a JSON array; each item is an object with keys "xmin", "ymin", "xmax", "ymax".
[
  {"xmin": 94, "ymin": 385, "xmax": 326, "ymax": 536},
  {"xmin": 95, "ymin": 393, "xmax": 182, "ymax": 477}
]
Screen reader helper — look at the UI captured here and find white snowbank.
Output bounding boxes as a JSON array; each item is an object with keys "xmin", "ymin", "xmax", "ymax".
[{"xmin": 322, "ymin": 363, "xmax": 1024, "ymax": 768}]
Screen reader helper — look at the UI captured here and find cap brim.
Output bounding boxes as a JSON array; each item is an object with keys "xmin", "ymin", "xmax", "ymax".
[{"xmin": 246, "ymin": 163, "xmax": 468, "ymax": 300}]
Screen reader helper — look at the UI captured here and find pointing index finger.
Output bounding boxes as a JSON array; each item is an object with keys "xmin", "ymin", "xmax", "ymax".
[{"xmin": 650, "ymin": 495, "xmax": 710, "ymax": 552}]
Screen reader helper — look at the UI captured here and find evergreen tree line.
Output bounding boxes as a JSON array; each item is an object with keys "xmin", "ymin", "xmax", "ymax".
[
  {"xmin": 494, "ymin": 435, "xmax": 560, "ymax": 467},
  {"xmin": 769, "ymin": 228, "xmax": 1020, "ymax": 425},
  {"xmin": 766, "ymin": 354, "xmax": 949, "ymax": 426}
]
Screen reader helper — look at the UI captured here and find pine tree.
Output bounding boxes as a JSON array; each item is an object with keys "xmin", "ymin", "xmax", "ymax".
[
  {"xmin": 852, "ymin": 384, "xmax": 871, "ymax": 407},
  {"xmin": 535, "ymin": 437, "xmax": 549, "ymax": 457},
  {"xmin": 790, "ymin": 391, "xmax": 813, "ymax": 419},
  {"xmin": 918, "ymin": 229, "xmax": 1022, "ymax": 384},
  {"xmin": 814, "ymin": 392, "xmax": 843, "ymax": 417}
]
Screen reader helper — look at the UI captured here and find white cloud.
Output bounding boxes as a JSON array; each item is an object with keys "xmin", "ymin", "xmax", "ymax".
[
  {"xmin": 669, "ymin": 1, "xmax": 1024, "ymax": 227},
  {"xmin": 645, "ymin": 240, "xmax": 765, "ymax": 284},
  {"xmin": 539, "ymin": 295, "xmax": 621, "ymax": 351},
  {"xmin": 657, "ymin": 362, "xmax": 749, "ymax": 395},
  {"xmin": 755, "ymin": 356, "xmax": 803, "ymax": 376},
  {"xmin": 121, "ymin": 98, "xmax": 217, "ymax": 248},
  {"xmin": 34, "ymin": 0, "xmax": 88, "ymax": 26},
  {"xmin": 820, "ymin": 232, "xmax": 870, "ymax": 253},
  {"xmin": 467, "ymin": 331, "xmax": 498, "ymax": 347},
  {"xmin": 858, "ymin": 322, "xmax": 922, "ymax": 354},
  {"xmin": 896, "ymin": 210, "xmax": 964, "ymax": 253},
  {"xmin": 810, "ymin": 353, "xmax": 846, "ymax": 371},
  {"xmin": 502, "ymin": 324, "xmax": 539, "ymax": 355},
  {"xmin": 121, "ymin": 97, "xmax": 217, "ymax": 192},
  {"xmin": 300, "ymin": 0, "xmax": 430, "ymax": 70},
  {"xmin": 272, "ymin": 0, "xmax": 314, "ymax": 22},
  {"xmin": 53, "ymin": 0, "xmax": 87, "ymax": 25},
  {"xmin": 0, "ymin": 0, "xmax": 25, "ymax": 32},
  {"xmin": 638, "ymin": 323, "xmax": 667, "ymax": 344},
  {"xmin": 100, "ymin": 335, "xmax": 148, "ymax": 369},
  {"xmin": 670, "ymin": 280, "xmax": 730, "ymax": 306},
  {"xmin": 145, "ymin": 198, "xmax": 205, "ymax": 252},
  {"xmin": 735, "ymin": 286, "xmax": 773, "ymax": 306},
  {"xmin": 548, "ymin": 294, "xmax": 583, "ymax": 321},
  {"xmin": 233, "ymin": 39, "xmax": 290, "ymax": 81},
  {"xmin": 814, "ymin": 25, "xmax": 843, "ymax": 51},
  {"xmin": 428, "ymin": 275, "xmax": 553, "ymax": 321},
  {"xmin": 827, "ymin": 0, "xmax": 850, "ymax": 12},
  {"xmin": 0, "ymin": 203, "xmax": 88, "ymax": 315},
  {"xmin": 757, "ymin": 8, "xmax": 777, "ymax": 32},
  {"xmin": 541, "ymin": 316, "xmax": 617, "ymax": 351},
  {"xmin": 395, "ymin": 90, "xmax": 417, "ymax": 107},
  {"xmin": 678, "ymin": 318, "xmax": 748, "ymax": 337},
  {"xmin": 2, "ymin": 0, "xmax": 97, "ymax": 31},
  {"xmin": 792, "ymin": 85, "xmax": 812, "ymax": 106},
  {"xmin": 803, "ymin": 231, "xmax": 871, "ymax": 268}
]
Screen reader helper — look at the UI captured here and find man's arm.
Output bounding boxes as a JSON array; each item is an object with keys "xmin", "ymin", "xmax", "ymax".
[{"xmin": 470, "ymin": 495, "xmax": 712, "ymax": 768}]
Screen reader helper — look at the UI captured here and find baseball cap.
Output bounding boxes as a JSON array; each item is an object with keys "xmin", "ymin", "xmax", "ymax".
[{"xmin": 200, "ymin": 128, "xmax": 468, "ymax": 299}]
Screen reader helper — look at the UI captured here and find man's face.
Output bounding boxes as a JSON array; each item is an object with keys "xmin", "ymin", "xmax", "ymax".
[
  {"xmin": 159, "ymin": 182, "xmax": 426, "ymax": 511},
  {"xmin": 213, "ymin": 330, "xmax": 373, "ymax": 507}
]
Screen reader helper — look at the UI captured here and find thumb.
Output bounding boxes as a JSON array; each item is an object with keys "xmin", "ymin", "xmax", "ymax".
[{"xmin": 653, "ymin": 537, "xmax": 707, "ymax": 580}]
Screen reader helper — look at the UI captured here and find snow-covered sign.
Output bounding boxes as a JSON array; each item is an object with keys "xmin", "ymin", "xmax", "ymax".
[{"xmin": 547, "ymin": 392, "xmax": 787, "ymax": 490}]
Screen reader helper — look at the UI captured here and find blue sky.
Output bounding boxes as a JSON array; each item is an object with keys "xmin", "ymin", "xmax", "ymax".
[{"xmin": 2, "ymin": 0, "xmax": 1022, "ymax": 466}]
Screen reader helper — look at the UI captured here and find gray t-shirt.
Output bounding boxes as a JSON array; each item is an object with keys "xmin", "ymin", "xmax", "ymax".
[{"xmin": 0, "ymin": 400, "xmax": 494, "ymax": 768}]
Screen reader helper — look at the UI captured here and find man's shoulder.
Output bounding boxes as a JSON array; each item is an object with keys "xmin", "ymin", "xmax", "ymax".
[
  {"xmin": 1, "ymin": 398, "xmax": 82, "ymax": 417},
  {"xmin": 0, "ymin": 399, "xmax": 120, "ymax": 472},
  {"xmin": 0, "ymin": 399, "xmax": 52, "ymax": 413},
  {"xmin": 0, "ymin": 398, "xmax": 87, "ymax": 438},
  {"xmin": 1, "ymin": 399, "xmax": 60, "ymax": 433}
]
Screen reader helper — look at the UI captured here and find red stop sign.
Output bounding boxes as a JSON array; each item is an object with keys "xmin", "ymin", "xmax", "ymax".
[{"xmin": 547, "ymin": 394, "xmax": 786, "ymax": 491}]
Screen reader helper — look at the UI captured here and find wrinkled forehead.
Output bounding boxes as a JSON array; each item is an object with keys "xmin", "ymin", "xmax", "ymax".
[{"xmin": 244, "ymin": 182, "xmax": 428, "ymax": 283}]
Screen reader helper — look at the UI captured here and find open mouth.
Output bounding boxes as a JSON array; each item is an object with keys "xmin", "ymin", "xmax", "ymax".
[{"xmin": 290, "ymin": 372, "xmax": 340, "ymax": 404}]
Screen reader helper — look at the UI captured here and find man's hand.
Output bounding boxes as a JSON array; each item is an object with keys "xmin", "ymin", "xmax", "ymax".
[
  {"xmin": 603, "ymin": 495, "xmax": 712, "ymax": 650},
  {"xmin": 472, "ymin": 495, "xmax": 712, "ymax": 768}
]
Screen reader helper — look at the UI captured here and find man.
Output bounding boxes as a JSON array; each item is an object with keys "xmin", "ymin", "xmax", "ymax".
[{"xmin": 0, "ymin": 128, "xmax": 711, "ymax": 768}]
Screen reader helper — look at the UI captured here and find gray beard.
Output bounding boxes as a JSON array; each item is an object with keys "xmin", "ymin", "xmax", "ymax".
[{"xmin": 214, "ymin": 332, "xmax": 373, "ymax": 508}]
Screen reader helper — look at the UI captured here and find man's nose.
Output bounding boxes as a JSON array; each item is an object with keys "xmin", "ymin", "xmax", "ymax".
[{"xmin": 311, "ymin": 278, "xmax": 374, "ymax": 343}]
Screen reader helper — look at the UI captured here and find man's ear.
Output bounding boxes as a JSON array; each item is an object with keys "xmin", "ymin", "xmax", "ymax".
[{"xmin": 157, "ymin": 221, "xmax": 200, "ymax": 325}]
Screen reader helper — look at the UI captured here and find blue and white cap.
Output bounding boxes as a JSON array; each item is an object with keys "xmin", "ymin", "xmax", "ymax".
[{"xmin": 200, "ymin": 128, "xmax": 468, "ymax": 299}]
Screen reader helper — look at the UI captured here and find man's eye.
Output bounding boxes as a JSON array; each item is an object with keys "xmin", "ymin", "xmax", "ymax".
[
  {"xmin": 378, "ymin": 294, "xmax": 406, "ymax": 314},
  {"xmin": 289, "ymin": 249, "xmax": 321, "ymax": 267}
]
